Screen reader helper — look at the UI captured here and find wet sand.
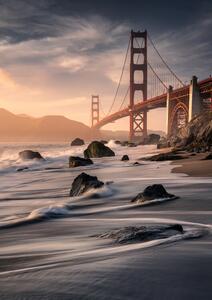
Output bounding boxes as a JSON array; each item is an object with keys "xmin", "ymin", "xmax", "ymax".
[{"xmin": 172, "ymin": 152, "xmax": 212, "ymax": 177}]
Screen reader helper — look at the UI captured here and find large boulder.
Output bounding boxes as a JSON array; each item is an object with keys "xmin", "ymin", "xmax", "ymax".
[
  {"xmin": 84, "ymin": 141, "xmax": 115, "ymax": 158},
  {"xmin": 70, "ymin": 172, "xmax": 104, "ymax": 197},
  {"xmin": 71, "ymin": 138, "xmax": 85, "ymax": 146},
  {"xmin": 19, "ymin": 150, "xmax": 44, "ymax": 160},
  {"xmin": 121, "ymin": 155, "xmax": 129, "ymax": 161},
  {"xmin": 131, "ymin": 184, "xmax": 177, "ymax": 203},
  {"xmin": 69, "ymin": 156, "xmax": 93, "ymax": 168},
  {"xmin": 170, "ymin": 112, "xmax": 212, "ymax": 151}
]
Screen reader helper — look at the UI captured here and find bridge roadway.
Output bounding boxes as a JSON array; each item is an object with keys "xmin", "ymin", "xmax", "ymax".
[{"xmin": 92, "ymin": 77, "xmax": 211, "ymax": 130}]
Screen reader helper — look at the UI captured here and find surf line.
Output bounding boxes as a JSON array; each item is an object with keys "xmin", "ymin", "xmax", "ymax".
[{"xmin": 0, "ymin": 228, "xmax": 206, "ymax": 277}]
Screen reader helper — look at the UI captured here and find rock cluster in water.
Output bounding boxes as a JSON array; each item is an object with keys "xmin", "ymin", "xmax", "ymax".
[
  {"xmin": 19, "ymin": 150, "xmax": 44, "ymax": 160},
  {"xmin": 131, "ymin": 184, "xmax": 177, "ymax": 203},
  {"xmin": 97, "ymin": 224, "xmax": 184, "ymax": 244},
  {"xmin": 69, "ymin": 156, "xmax": 93, "ymax": 168},
  {"xmin": 84, "ymin": 141, "xmax": 115, "ymax": 158},
  {"xmin": 70, "ymin": 172, "xmax": 104, "ymax": 197}
]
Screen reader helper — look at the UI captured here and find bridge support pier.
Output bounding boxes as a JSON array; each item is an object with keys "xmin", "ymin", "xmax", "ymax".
[
  {"xmin": 166, "ymin": 85, "xmax": 173, "ymax": 136},
  {"xmin": 189, "ymin": 75, "xmax": 202, "ymax": 121}
]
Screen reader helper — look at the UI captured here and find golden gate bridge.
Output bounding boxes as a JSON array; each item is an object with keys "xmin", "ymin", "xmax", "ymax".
[{"xmin": 91, "ymin": 30, "xmax": 212, "ymax": 141}]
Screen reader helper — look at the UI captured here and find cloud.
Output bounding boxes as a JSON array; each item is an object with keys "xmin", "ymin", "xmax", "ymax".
[
  {"xmin": 0, "ymin": 2, "xmax": 211, "ymax": 131},
  {"xmin": 0, "ymin": 68, "xmax": 18, "ymax": 88}
]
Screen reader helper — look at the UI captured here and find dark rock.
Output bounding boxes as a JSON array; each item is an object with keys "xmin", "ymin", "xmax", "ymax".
[
  {"xmin": 142, "ymin": 151, "xmax": 185, "ymax": 161},
  {"xmin": 84, "ymin": 141, "xmax": 115, "ymax": 158},
  {"xmin": 133, "ymin": 162, "xmax": 141, "ymax": 166},
  {"xmin": 115, "ymin": 140, "xmax": 121, "ymax": 145},
  {"xmin": 97, "ymin": 224, "xmax": 184, "ymax": 244},
  {"xmin": 16, "ymin": 167, "xmax": 29, "ymax": 172},
  {"xmin": 121, "ymin": 155, "xmax": 129, "ymax": 161},
  {"xmin": 202, "ymin": 153, "xmax": 212, "ymax": 160},
  {"xmin": 69, "ymin": 156, "xmax": 93, "ymax": 168},
  {"xmin": 70, "ymin": 172, "xmax": 104, "ymax": 197},
  {"xmin": 19, "ymin": 150, "xmax": 44, "ymax": 160},
  {"xmin": 131, "ymin": 184, "xmax": 177, "ymax": 203},
  {"xmin": 71, "ymin": 138, "xmax": 85, "ymax": 146}
]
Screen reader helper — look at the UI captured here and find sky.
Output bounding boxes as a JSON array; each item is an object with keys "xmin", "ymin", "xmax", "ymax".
[{"xmin": 0, "ymin": 0, "xmax": 211, "ymax": 132}]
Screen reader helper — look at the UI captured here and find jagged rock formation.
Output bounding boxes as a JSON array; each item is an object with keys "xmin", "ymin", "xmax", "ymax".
[{"xmin": 170, "ymin": 112, "xmax": 212, "ymax": 151}]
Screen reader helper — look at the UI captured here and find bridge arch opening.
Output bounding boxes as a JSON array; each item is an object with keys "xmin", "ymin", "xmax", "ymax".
[{"xmin": 169, "ymin": 102, "xmax": 188, "ymax": 135}]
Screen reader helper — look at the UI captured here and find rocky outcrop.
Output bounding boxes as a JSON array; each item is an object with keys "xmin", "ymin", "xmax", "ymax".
[
  {"xmin": 142, "ymin": 151, "xmax": 185, "ymax": 161},
  {"xmin": 70, "ymin": 172, "xmax": 104, "ymax": 197},
  {"xmin": 69, "ymin": 156, "xmax": 93, "ymax": 168},
  {"xmin": 170, "ymin": 112, "xmax": 212, "ymax": 151},
  {"xmin": 71, "ymin": 138, "xmax": 85, "ymax": 146},
  {"xmin": 131, "ymin": 184, "xmax": 177, "ymax": 203},
  {"xmin": 19, "ymin": 150, "xmax": 44, "ymax": 160},
  {"xmin": 157, "ymin": 137, "xmax": 170, "ymax": 149},
  {"xmin": 84, "ymin": 141, "xmax": 115, "ymax": 158},
  {"xmin": 121, "ymin": 155, "xmax": 129, "ymax": 161},
  {"xmin": 143, "ymin": 134, "xmax": 160, "ymax": 145},
  {"xmin": 97, "ymin": 224, "xmax": 184, "ymax": 244}
]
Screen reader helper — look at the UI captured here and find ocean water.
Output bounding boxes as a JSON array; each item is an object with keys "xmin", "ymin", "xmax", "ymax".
[{"xmin": 0, "ymin": 141, "xmax": 212, "ymax": 299}]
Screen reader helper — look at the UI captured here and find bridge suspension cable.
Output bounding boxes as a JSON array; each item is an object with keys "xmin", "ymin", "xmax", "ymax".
[
  {"xmin": 147, "ymin": 33, "xmax": 185, "ymax": 87},
  {"xmin": 106, "ymin": 37, "xmax": 130, "ymax": 116}
]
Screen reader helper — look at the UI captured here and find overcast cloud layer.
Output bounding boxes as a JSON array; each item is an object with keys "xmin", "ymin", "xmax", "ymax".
[{"xmin": 0, "ymin": 0, "xmax": 211, "ymax": 131}]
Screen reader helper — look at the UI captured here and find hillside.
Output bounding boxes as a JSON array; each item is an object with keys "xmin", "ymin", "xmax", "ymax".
[{"xmin": 0, "ymin": 108, "xmax": 92, "ymax": 142}]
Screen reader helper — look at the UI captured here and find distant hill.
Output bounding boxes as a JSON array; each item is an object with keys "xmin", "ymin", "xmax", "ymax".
[
  {"xmin": 0, "ymin": 108, "xmax": 92, "ymax": 142},
  {"xmin": 0, "ymin": 108, "xmax": 165, "ymax": 142}
]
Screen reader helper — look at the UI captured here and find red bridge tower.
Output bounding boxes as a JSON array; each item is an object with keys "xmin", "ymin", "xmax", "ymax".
[
  {"xmin": 129, "ymin": 30, "xmax": 148, "ymax": 141},
  {"xmin": 91, "ymin": 95, "xmax": 100, "ymax": 127}
]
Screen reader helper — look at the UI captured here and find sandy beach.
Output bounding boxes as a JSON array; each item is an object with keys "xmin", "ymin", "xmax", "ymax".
[{"xmin": 0, "ymin": 142, "xmax": 211, "ymax": 299}]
